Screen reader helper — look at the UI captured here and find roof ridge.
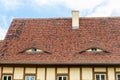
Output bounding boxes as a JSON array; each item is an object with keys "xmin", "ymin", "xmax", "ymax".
[
  {"xmin": 12, "ymin": 17, "xmax": 71, "ymax": 20},
  {"xmin": 12, "ymin": 17, "xmax": 120, "ymax": 20}
]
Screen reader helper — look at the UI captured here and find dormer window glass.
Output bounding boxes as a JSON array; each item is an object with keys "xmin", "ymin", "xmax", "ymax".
[
  {"xmin": 32, "ymin": 48, "xmax": 37, "ymax": 52},
  {"xmin": 91, "ymin": 48, "xmax": 97, "ymax": 52}
]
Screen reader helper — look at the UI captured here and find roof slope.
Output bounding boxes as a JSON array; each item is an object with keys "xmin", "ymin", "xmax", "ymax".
[
  {"xmin": 0, "ymin": 40, "xmax": 2, "ymax": 48},
  {"xmin": 1, "ymin": 17, "xmax": 120, "ymax": 65}
]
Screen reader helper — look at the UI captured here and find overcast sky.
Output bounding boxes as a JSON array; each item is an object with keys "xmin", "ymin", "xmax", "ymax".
[{"xmin": 0, "ymin": 0, "xmax": 120, "ymax": 40}]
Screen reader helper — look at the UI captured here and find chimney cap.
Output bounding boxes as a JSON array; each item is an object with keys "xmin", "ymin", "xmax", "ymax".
[{"xmin": 72, "ymin": 10, "xmax": 79, "ymax": 12}]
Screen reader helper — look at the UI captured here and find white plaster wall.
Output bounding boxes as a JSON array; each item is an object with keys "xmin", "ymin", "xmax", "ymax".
[
  {"xmin": 70, "ymin": 68, "xmax": 80, "ymax": 80},
  {"xmin": 46, "ymin": 68, "xmax": 55, "ymax": 80},
  {"xmin": 94, "ymin": 68, "xmax": 106, "ymax": 72},
  {"xmin": 108, "ymin": 68, "xmax": 115, "ymax": 80},
  {"xmin": 14, "ymin": 67, "xmax": 24, "ymax": 79},
  {"xmin": 0, "ymin": 67, "xmax": 1, "ymax": 79},
  {"xmin": 25, "ymin": 68, "xmax": 36, "ymax": 74},
  {"xmin": 57, "ymin": 68, "xmax": 68, "ymax": 73},
  {"xmin": 116, "ymin": 68, "xmax": 120, "ymax": 72},
  {"xmin": 3, "ymin": 67, "xmax": 13, "ymax": 73},
  {"xmin": 37, "ymin": 68, "xmax": 45, "ymax": 80},
  {"xmin": 82, "ymin": 68, "xmax": 92, "ymax": 80}
]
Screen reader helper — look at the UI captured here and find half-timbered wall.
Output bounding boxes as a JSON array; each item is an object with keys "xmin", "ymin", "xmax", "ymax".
[{"xmin": 0, "ymin": 66, "xmax": 119, "ymax": 80}]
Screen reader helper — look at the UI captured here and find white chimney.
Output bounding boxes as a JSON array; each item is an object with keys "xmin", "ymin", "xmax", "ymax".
[{"xmin": 72, "ymin": 11, "xmax": 79, "ymax": 29}]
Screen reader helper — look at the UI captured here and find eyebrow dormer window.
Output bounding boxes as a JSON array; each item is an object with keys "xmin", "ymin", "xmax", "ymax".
[
  {"xmin": 86, "ymin": 48, "xmax": 103, "ymax": 52},
  {"xmin": 26, "ymin": 48, "xmax": 45, "ymax": 53},
  {"xmin": 79, "ymin": 47, "xmax": 109, "ymax": 54}
]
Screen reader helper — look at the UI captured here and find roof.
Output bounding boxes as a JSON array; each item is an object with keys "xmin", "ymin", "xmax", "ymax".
[
  {"xmin": 0, "ymin": 40, "xmax": 2, "ymax": 48},
  {"xmin": 1, "ymin": 17, "xmax": 120, "ymax": 65}
]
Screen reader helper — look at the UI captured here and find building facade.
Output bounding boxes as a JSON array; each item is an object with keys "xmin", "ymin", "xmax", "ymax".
[
  {"xmin": 0, "ymin": 11, "xmax": 120, "ymax": 80},
  {"xmin": 0, "ymin": 67, "xmax": 120, "ymax": 80}
]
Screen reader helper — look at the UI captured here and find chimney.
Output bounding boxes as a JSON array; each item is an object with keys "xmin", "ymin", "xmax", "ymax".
[{"xmin": 72, "ymin": 11, "xmax": 79, "ymax": 29}]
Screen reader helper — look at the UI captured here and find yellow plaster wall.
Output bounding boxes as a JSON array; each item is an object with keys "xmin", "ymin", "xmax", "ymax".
[
  {"xmin": 70, "ymin": 68, "xmax": 80, "ymax": 80},
  {"xmin": 57, "ymin": 68, "xmax": 68, "ymax": 73},
  {"xmin": 94, "ymin": 68, "xmax": 106, "ymax": 72},
  {"xmin": 3, "ymin": 67, "xmax": 13, "ymax": 73},
  {"xmin": 108, "ymin": 68, "xmax": 115, "ymax": 80},
  {"xmin": 46, "ymin": 68, "xmax": 55, "ymax": 80},
  {"xmin": 14, "ymin": 67, "xmax": 24, "ymax": 79},
  {"xmin": 25, "ymin": 68, "xmax": 36, "ymax": 74},
  {"xmin": 37, "ymin": 68, "xmax": 45, "ymax": 80},
  {"xmin": 82, "ymin": 68, "xmax": 93, "ymax": 80}
]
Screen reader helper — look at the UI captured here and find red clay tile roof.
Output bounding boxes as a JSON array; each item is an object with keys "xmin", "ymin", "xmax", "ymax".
[
  {"xmin": 1, "ymin": 17, "xmax": 120, "ymax": 65},
  {"xmin": 0, "ymin": 40, "xmax": 2, "ymax": 48}
]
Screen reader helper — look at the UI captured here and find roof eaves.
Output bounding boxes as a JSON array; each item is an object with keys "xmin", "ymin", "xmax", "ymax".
[{"xmin": 0, "ymin": 62, "xmax": 120, "ymax": 66}]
